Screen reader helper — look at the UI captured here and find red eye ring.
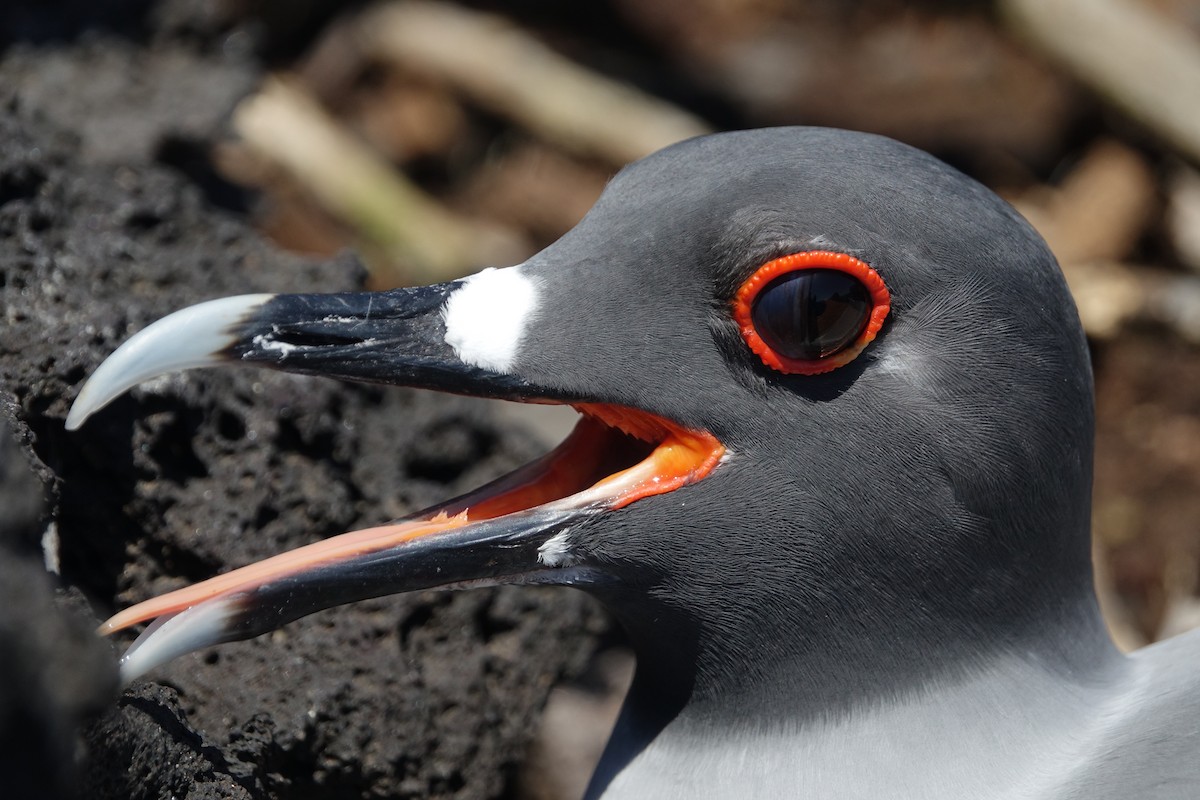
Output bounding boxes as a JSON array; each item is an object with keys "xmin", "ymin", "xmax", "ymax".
[{"xmin": 732, "ymin": 251, "xmax": 890, "ymax": 375}]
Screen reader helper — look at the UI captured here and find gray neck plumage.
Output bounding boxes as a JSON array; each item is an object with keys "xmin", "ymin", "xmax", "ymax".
[{"xmin": 586, "ymin": 515, "xmax": 1120, "ymax": 796}]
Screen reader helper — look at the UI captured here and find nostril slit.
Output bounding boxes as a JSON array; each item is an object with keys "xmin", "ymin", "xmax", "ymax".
[{"xmin": 271, "ymin": 329, "xmax": 367, "ymax": 348}]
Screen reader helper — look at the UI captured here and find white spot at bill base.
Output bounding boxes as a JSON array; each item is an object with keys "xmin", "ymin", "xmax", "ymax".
[{"xmin": 441, "ymin": 266, "xmax": 539, "ymax": 373}]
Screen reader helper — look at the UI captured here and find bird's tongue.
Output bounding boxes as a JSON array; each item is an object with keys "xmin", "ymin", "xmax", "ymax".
[{"xmin": 101, "ymin": 405, "xmax": 723, "ymax": 638}]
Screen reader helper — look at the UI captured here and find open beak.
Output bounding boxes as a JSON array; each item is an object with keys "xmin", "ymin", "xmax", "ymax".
[{"xmin": 67, "ymin": 280, "xmax": 724, "ymax": 683}]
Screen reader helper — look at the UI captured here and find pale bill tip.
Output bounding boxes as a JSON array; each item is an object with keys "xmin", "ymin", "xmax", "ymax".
[
  {"xmin": 66, "ymin": 294, "xmax": 275, "ymax": 431},
  {"xmin": 117, "ymin": 599, "xmax": 237, "ymax": 684}
]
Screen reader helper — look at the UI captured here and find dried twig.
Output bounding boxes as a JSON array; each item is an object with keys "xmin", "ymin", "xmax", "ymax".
[
  {"xmin": 1010, "ymin": 139, "xmax": 1200, "ymax": 343},
  {"xmin": 233, "ymin": 77, "xmax": 527, "ymax": 287},
  {"xmin": 1057, "ymin": 260, "xmax": 1200, "ymax": 344},
  {"xmin": 355, "ymin": 1, "xmax": 713, "ymax": 165},
  {"xmin": 1167, "ymin": 163, "xmax": 1200, "ymax": 274},
  {"xmin": 1002, "ymin": 0, "xmax": 1200, "ymax": 164},
  {"xmin": 1017, "ymin": 140, "xmax": 1156, "ymax": 267}
]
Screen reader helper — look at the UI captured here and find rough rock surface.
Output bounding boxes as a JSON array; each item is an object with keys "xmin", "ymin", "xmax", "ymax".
[
  {"xmin": 0, "ymin": 52, "xmax": 602, "ymax": 800},
  {"xmin": 0, "ymin": 416, "xmax": 117, "ymax": 800}
]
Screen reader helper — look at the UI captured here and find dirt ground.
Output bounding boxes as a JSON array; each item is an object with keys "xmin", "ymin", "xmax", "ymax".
[{"xmin": 2, "ymin": 1, "xmax": 1199, "ymax": 799}]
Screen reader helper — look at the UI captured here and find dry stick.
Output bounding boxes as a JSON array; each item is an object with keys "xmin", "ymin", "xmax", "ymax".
[
  {"xmin": 1018, "ymin": 140, "xmax": 1151, "ymax": 339},
  {"xmin": 1012, "ymin": 140, "xmax": 1200, "ymax": 342},
  {"xmin": 1056, "ymin": 260, "xmax": 1200, "ymax": 345},
  {"xmin": 233, "ymin": 77, "xmax": 525, "ymax": 287},
  {"xmin": 1002, "ymin": 0, "xmax": 1200, "ymax": 165},
  {"xmin": 1030, "ymin": 140, "xmax": 1157, "ymax": 267},
  {"xmin": 356, "ymin": 1, "xmax": 713, "ymax": 166}
]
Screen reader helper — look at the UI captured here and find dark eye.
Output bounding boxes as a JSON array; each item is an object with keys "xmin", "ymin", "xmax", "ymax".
[
  {"xmin": 732, "ymin": 251, "xmax": 891, "ymax": 375},
  {"xmin": 751, "ymin": 269, "xmax": 870, "ymax": 360}
]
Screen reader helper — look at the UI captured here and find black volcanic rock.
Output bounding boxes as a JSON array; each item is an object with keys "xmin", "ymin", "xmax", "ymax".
[
  {"xmin": 0, "ymin": 416, "xmax": 118, "ymax": 800},
  {"xmin": 0, "ymin": 65, "xmax": 601, "ymax": 800}
]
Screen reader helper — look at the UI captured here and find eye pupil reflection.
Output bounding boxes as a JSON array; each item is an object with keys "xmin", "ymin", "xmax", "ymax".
[{"xmin": 750, "ymin": 269, "xmax": 871, "ymax": 361}]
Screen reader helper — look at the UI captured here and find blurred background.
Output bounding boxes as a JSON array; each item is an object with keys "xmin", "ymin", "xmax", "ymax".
[{"xmin": 3, "ymin": 0, "xmax": 1200, "ymax": 797}]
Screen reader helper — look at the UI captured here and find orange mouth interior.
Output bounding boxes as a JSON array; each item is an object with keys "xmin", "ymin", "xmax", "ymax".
[{"xmin": 100, "ymin": 403, "xmax": 724, "ymax": 635}]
